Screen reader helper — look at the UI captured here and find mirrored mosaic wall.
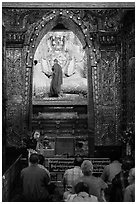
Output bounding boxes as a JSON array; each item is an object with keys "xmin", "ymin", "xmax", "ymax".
[{"xmin": 2, "ymin": 7, "xmax": 135, "ymax": 148}]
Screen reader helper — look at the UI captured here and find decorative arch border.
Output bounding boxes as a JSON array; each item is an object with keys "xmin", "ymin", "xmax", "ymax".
[
  {"xmin": 25, "ymin": 9, "xmax": 97, "ymax": 65},
  {"xmin": 24, "ymin": 9, "xmax": 98, "ymax": 156}
]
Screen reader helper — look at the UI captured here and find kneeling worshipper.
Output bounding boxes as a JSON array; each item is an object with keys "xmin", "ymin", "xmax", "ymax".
[{"xmin": 64, "ymin": 181, "xmax": 98, "ymax": 202}]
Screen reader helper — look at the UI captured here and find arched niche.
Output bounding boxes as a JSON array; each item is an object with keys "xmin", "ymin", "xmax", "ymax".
[
  {"xmin": 25, "ymin": 14, "xmax": 88, "ymax": 66},
  {"xmin": 24, "ymin": 10, "xmax": 95, "ymax": 156},
  {"xmin": 33, "ymin": 30, "xmax": 88, "ymax": 100}
]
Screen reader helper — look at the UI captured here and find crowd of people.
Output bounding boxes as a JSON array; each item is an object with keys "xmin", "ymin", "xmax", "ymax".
[{"xmin": 20, "ymin": 152, "xmax": 135, "ymax": 202}]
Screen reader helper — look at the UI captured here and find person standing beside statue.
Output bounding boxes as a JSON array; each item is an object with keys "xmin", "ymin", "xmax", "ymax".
[{"xmin": 49, "ymin": 59, "xmax": 63, "ymax": 97}]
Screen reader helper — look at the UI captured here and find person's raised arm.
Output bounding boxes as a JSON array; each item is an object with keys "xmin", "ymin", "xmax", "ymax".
[{"xmin": 42, "ymin": 71, "xmax": 52, "ymax": 78}]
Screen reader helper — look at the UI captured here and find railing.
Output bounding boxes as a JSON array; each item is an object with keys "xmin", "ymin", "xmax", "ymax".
[
  {"xmin": 2, "ymin": 154, "xmax": 22, "ymax": 202},
  {"xmin": 2, "ymin": 155, "xmax": 110, "ymax": 201}
]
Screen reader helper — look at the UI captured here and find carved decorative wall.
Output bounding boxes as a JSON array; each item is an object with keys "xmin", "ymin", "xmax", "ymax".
[
  {"xmin": 121, "ymin": 10, "xmax": 135, "ymax": 131},
  {"xmin": 2, "ymin": 6, "xmax": 135, "ymax": 148},
  {"xmin": 93, "ymin": 50, "xmax": 121, "ymax": 145},
  {"xmin": 6, "ymin": 48, "xmax": 27, "ymax": 147},
  {"xmin": 126, "ymin": 37, "xmax": 135, "ymax": 125}
]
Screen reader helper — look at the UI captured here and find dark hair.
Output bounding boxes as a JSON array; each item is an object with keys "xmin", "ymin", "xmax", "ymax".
[
  {"xmin": 54, "ymin": 59, "xmax": 58, "ymax": 63},
  {"xmin": 38, "ymin": 154, "xmax": 45, "ymax": 165},
  {"xmin": 30, "ymin": 153, "xmax": 39, "ymax": 164},
  {"xmin": 75, "ymin": 182, "xmax": 89, "ymax": 194},
  {"xmin": 74, "ymin": 156, "xmax": 83, "ymax": 167},
  {"xmin": 122, "ymin": 156, "xmax": 134, "ymax": 171},
  {"xmin": 34, "ymin": 60, "xmax": 38, "ymax": 65},
  {"xmin": 109, "ymin": 151, "xmax": 120, "ymax": 162}
]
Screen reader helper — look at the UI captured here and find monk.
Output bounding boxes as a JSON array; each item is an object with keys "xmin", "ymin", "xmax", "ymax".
[{"xmin": 49, "ymin": 59, "xmax": 63, "ymax": 97}]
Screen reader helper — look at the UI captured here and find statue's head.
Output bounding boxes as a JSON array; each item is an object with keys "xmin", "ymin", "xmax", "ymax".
[
  {"xmin": 54, "ymin": 59, "xmax": 58, "ymax": 63},
  {"xmin": 34, "ymin": 60, "xmax": 38, "ymax": 65}
]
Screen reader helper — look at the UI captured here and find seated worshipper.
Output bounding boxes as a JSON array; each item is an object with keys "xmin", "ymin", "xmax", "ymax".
[
  {"xmin": 124, "ymin": 168, "xmax": 135, "ymax": 202},
  {"xmin": 72, "ymin": 160, "xmax": 107, "ymax": 202},
  {"xmin": 109, "ymin": 156, "xmax": 134, "ymax": 202},
  {"xmin": 63, "ymin": 156, "xmax": 83, "ymax": 193},
  {"xmin": 21, "ymin": 153, "xmax": 50, "ymax": 202},
  {"xmin": 101, "ymin": 152, "xmax": 122, "ymax": 185},
  {"xmin": 38, "ymin": 154, "xmax": 50, "ymax": 180},
  {"xmin": 38, "ymin": 154, "xmax": 62, "ymax": 201},
  {"xmin": 101, "ymin": 152, "xmax": 122, "ymax": 201},
  {"xmin": 65, "ymin": 181, "xmax": 98, "ymax": 202}
]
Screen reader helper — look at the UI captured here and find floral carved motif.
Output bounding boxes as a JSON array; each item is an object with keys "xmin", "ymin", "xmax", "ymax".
[
  {"xmin": 3, "ymin": 8, "xmax": 126, "ymax": 33},
  {"xmin": 94, "ymin": 50, "xmax": 121, "ymax": 145}
]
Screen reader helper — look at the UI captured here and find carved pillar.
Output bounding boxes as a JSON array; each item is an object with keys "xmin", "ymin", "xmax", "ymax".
[
  {"xmin": 92, "ymin": 33, "xmax": 122, "ymax": 146},
  {"xmin": 121, "ymin": 17, "xmax": 135, "ymax": 127},
  {"xmin": 120, "ymin": 10, "xmax": 135, "ymax": 156},
  {"xmin": 22, "ymin": 45, "xmax": 33, "ymax": 131},
  {"xmin": 87, "ymin": 47, "xmax": 95, "ymax": 157},
  {"xmin": 95, "ymin": 47, "xmax": 121, "ymax": 145},
  {"xmin": 5, "ymin": 48, "xmax": 25, "ymax": 146},
  {"xmin": 2, "ymin": 25, "xmax": 6, "ymax": 172}
]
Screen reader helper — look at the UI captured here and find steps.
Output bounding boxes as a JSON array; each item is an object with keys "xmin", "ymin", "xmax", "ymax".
[{"xmin": 32, "ymin": 104, "xmax": 88, "ymax": 137}]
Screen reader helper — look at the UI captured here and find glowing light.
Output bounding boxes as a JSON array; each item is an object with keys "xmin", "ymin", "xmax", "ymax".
[{"xmin": 33, "ymin": 30, "xmax": 88, "ymax": 98}]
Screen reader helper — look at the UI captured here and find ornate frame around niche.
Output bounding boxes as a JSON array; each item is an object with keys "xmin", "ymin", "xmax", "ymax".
[
  {"xmin": 23, "ymin": 9, "xmax": 98, "ymax": 156},
  {"xmin": 4, "ymin": 5, "xmax": 133, "ymax": 150}
]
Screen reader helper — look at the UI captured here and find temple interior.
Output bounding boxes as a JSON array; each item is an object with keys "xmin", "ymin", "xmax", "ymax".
[{"xmin": 2, "ymin": 2, "xmax": 135, "ymax": 202}]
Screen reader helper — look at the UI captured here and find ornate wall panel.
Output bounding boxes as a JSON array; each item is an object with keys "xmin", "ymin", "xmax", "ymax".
[
  {"xmin": 2, "ymin": 6, "xmax": 135, "ymax": 149},
  {"xmin": 6, "ymin": 48, "xmax": 27, "ymax": 147},
  {"xmin": 93, "ymin": 50, "xmax": 121, "ymax": 145},
  {"xmin": 120, "ymin": 10, "xmax": 135, "ymax": 132},
  {"xmin": 126, "ymin": 37, "xmax": 135, "ymax": 124},
  {"xmin": 2, "ymin": 25, "xmax": 6, "ymax": 172}
]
